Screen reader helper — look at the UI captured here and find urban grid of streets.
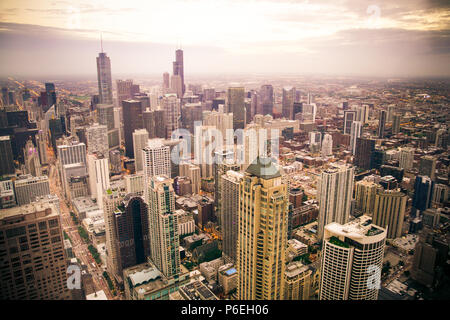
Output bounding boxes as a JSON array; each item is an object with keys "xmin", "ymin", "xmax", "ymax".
[{"xmin": 46, "ymin": 144, "xmax": 122, "ymax": 300}]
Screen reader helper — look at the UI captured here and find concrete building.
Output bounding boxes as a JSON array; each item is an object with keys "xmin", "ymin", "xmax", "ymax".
[
  {"xmin": 284, "ymin": 261, "xmax": 312, "ymax": 300},
  {"xmin": 319, "ymin": 215, "xmax": 386, "ymax": 300},
  {"xmin": 133, "ymin": 129, "xmax": 149, "ymax": 172},
  {"xmin": 227, "ymin": 87, "xmax": 245, "ymax": 130},
  {"xmin": 96, "ymin": 51, "xmax": 113, "ymax": 105},
  {"xmin": 86, "ymin": 123, "xmax": 108, "ymax": 157},
  {"xmin": 372, "ymin": 188, "xmax": 407, "ymax": 239},
  {"xmin": 220, "ymin": 170, "xmax": 244, "ymax": 262},
  {"xmin": 0, "ymin": 202, "xmax": 71, "ymax": 299},
  {"xmin": 87, "ymin": 153, "xmax": 110, "ymax": 209},
  {"xmin": 148, "ymin": 176, "xmax": 180, "ymax": 278},
  {"xmin": 354, "ymin": 180, "xmax": 380, "ymax": 216},
  {"xmin": 14, "ymin": 174, "xmax": 50, "ymax": 206},
  {"xmin": 125, "ymin": 173, "xmax": 145, "ymax": 196},
  {"xmin": 398, "ymin": 147, "xmax": 415, "ymax": 171},
  {"xmin": 317, "ymin": 164, "xmax": 354, "ymax": 240},
  {"xmin": 162, "ymin": 93, "xmax": 181, "ymax": 138},
  {"xmin": 237, "ymin": 157, "xmax": 288, "ymax": 300}
]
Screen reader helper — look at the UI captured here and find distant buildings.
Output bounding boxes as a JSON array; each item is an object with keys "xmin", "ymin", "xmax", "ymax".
[
  {"xmin": 227, "ymin": 87, "xmax": 246, "ymax": 130},
  {"xmin": 122, "ymin": 100, "xmax": 143, "ymax": 158}
]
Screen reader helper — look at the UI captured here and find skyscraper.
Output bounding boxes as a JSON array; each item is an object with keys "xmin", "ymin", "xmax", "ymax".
[
  {"xmin": 96, "ymin": 51, "xmax": 113, "ymax": 105},
  {"xmin": 162, "ymin": 93, "xmax": 181, "ymax": 138},
  {"xmin": 321, "ymin": 134, "xmax": 333, "ymax": 157},
  {"xmin": 87, "ymin": 153, "xmax": 110, "ymax": 209},
  {"xmin": 355, "ymin": 179, "xmax": 380, "ymax": 216},
  {"xmin": 319, "ymin": 215, "xmax": 386, "ymax": 300},
  {"xmin": 97, "ymin": 103, "xmax": 120, "ymax": 150},
  {"xmin": 0, "ymin": 202, "xmax": 71, "ymax": 299},
  {"xmin": 372, "ymin": 188, "xmax": 407, "ymax": 239},
  {"xmin": 0, "ymin": 135, "xmax": 15, "ymax": 175},
  {"xmin": 419, "ymin": 155, "xmax": 436, "ymax": 180},
  {"xmin": 343, "ymin": 110, "xmax": 357, "ymax": 135},
  {"xmin": 392, "ymin": 114, "xmax": 401, "ymax": 134},
  {"xmin": 260, "ymin": 85, "xmax": 274, "ymax": 116},
  {"xmin": 162, "ymin": 72, "xmax": 170, "ymax": 93},
  {"xmin": 132, "ymin": 129, "xmax": 149, "ymax": 173},
  {"xmin": 282, "ymin": 87, "xmax": 295, "ymax": 120},
  {"xmin": 173, "ymin": 49, "xmax": 185, "ymax": 95},
  {"xmin": 86, "ymin": 123, "xmax": 108, "ymax": 157},
  {"xmin": 354, "ymin": 137, "xmax": 375, "ymax": 170},
  {"xmin": 317, "ymin": 164, "xmax": 354, "ymax": 240},
  {"xmin": 148, "ymin": 176, "xmax": 180, "ymax": 278},
  {"xmin": 220, "ymin": 170, "xmax": 243, "ymax": 263},
  {"xmin": 227, "ymin": 87, "xmax": 246, "ymax": 130},
  {"xmin": 411, "ymin": 175, "xmax": 434, "ymax": 217},
  {"xmin": 237, "ymin": 157, "xmax": 288, "ymax": 300},
  {"xmin": 14, "ymin": 174, "xmax": 50, "ymax": 206},
  {"xmin": 142, "ymin": 139, "xmax": 171, "ymax": 200},
  {"xmin": 349, "ymin": 121, "xmax": 363, "ymax": 155},
  {"xmin": 112, "ymin": 194, "xmax": 150, "ymax": 280},
  {"xmin": 378, "ymin": 110, "xmax": 387, "ymax": 138},
  {"xmin": 122, "ymin": 100, "xmax": 144, "ymax": 158},
  {"xmin": 398, "ymin": 147, "xmax": 415, "ymax": 170}
]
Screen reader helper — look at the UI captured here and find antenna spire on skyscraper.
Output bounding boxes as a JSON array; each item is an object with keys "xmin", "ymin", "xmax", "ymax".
[{"xmin": 100, "ymin": 32, "xmax": 103, "ymax": 53}]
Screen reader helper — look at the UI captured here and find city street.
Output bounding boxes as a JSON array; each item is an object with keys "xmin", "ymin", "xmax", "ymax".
[{"xmin": 47, "ymin": 151, "xmax": 119, "ymax": 300}]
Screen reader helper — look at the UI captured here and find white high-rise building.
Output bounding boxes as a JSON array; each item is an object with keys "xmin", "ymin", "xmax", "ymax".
[
  {"xmin": 202, "ymin": 110, "xmax": 233, "ymax": 144},
  {"xmin": 162, "ymin": 93, "xmax": 181, "ymax": 138},
  {"xmin": 321, "ymin": 134, "xmax": 333, "ymax": 157},
  {"xmin": 86, "ymin": 123, "xmax": 108, "ymax": 157},
  {"xmin": 399, "ymin": 147, "xmax": 415, "ymax": 170},
  {"xmin": 350, "ymin": 121, "xmax": 363, "ymax": 155},
  {"xmin": 57, "ymin": 142, "xmax": 87, "ymax": 166},
  {"xmin": 14, "ymin": 174, "xmax": 50, "ymax": 206},
  {"xmin": 317, "ymin": 164, "xmax": 354, "ymax": 240},
  {"xmin": 87, "ymin": 153, "xmax": 110, "ymax": 209},
  {"xmin": 179, "ymin": 162, "xmax": 201, "ymax": 194},
  {"xmin": 319, "ymin": 215, "xmax": 386, "ymax": 300},
  {"xmin": 142, "ymin": 139, "xmax": 171, "ymax": 201},
  {"xmin": 125, "ymin": 173, "xmax": 145, "ymax": 197},
  {"xmin": 133, "ymin": 129, "xmax": 149, "ymax": 173},
  {"xmin": 354, "ymin": 105, "xmax": 369, "ymax": 124},
  {"xmin": 148, "ymin": 176, "xmax": 180, "ymax": 278},
  {"xmin": 220, "ymin": 170, "xmax": 244, "ymax": 262}
]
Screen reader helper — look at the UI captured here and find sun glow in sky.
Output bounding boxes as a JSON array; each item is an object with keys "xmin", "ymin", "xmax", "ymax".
[{"xmin": 0, "ymin": 0, "xmax": 449, "ymax": 76}]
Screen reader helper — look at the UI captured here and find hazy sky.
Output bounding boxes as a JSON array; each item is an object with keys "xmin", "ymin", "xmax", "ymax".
[{"xmin": 0, "ymin": 0, "xmax": 449, "ymax": 78}]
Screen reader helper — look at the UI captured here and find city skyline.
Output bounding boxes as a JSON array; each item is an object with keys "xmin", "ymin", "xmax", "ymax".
[{"xmin": 0, "ymin": 0, "xmax": 449, "ymax": 77}]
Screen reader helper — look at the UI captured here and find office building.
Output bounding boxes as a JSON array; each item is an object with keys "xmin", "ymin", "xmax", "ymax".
[
  {"xmin": 148, "ymin": 176, "xmax": 180, "ymax": 278},
  {"xmin": 111, "ymin": 194, "xmax": 149, "ymax": 282},
  {"xmin": 284, "ymin": 262, "xmax": 312, "ymax": 300},
  {"xmin": 321, "ymin": 134, "xmax": 333, "ymax": 157},
  {"xmin": 349, "ymin": 121, "xmax": 363, "ymax": 155},
  {"xmin": 282, "ymin": 87, "xmax": 295, "ymax": 120},
  {"xmin": 132, "ymin": 129, "xmax": 149, "ymax": 172},
  {"xmin": 398, "ymin": 147, "xmax": 415, "ymax": 171},
  {"xmin": 0, "ymin": 202, "xmax": 71, "ymax": 299},
  {"xmin": 87, "ymin": 153, "xmax": 110, "ymax": 209},
  {"xmin": 0, "ymin": 136, "xmax": 15, "ymax": 175},
  {"xmin": 23, "ymin": 139, "xmax": 41, "ymax": 177},
  {"xmin": 227, "ymin": 87, "xmax": 246, "ymax": 130},
  {"xmin": 0, "ymin": 179, "xmax": 15, "ymax": 209},
  {"xmin": 181, "ymin": 102, "xmax": 203, "ymax": 134},
  {"xmin": 14, "ymin": 174, "xmax": 50, "ymax": 206},
  {"xmin": 57, "ymin": 141, "xmax": 87, "ymax": 167},
  {"xmin": 411, "ymin": 176, "xmax": 435, "ymax": 217},
  {"xmin": 220, "ymin": 170, "xmax": 244, "ymax": 263},
  {"xmin": 372, "ymin": 189, "xmax": 407, "ymax": 239},
  {"xmin": 319, "ymin": 215, "xmax": 386, "ymax": 300},
  {"xmin": 354, "ymin": 137, "xmax": 375, "ymax": 170},
  {"xmin": 96, "ymin": 51, "xmax": 113, "ymax": 105},
  {"xmin": 432, "ymin": 184, "xmax": 448, "ymax": 207},
  {"xmin": 122, "ymin": 100, "xmax": 144, "ymax": 158},
  {"xmin": 378, "ymin": 110, "xmax": 387, "ymax": 138},
  {"xmin": 355, "ymin": 180, "xmax": 380, "ymax": 216},
  {"xmin": 317, "ymin": 164, "xmax": 354, "ymax": 240},
  {"xmin": 173, "ymin": 49, "xmax": 185, "ymax": 95},
  {"xmin": 86, "ymin": 123, "xmax": 108, "ymax": 157},
  {"xmin": 96, "ymin": 103, "xmax": 120, "ymax": 150},
  {"xmin": 419, "ymin": 156, "xmax": 436, "ymax": 180},
  {"xmin": 237, "ymin": 157, "xmax": 288, "ymax": 300},
  {"xmin": 142, "ymin": 139, "xmax": 171, "ymax": 181},
  {"xmin": 260, "ymin": 85, "xmax": 274, "ymax": 116},
  {"xmin": 392, "ymin": 114, "xmax": 401, "ymax": 134},
  {"xmin": 343, "ymin": 110, "xmax": 357, "ymax": 135},
  {"xmin": 202, "ymin": 109, "xmax": 233, "ymax": 142},
  {"xmin": 103, "ymin": 186, "xmax": 126, "ymax": 278},
  {"xmin": 162, "ymin": 94, "xmax": 180, "ymax": 138}
]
